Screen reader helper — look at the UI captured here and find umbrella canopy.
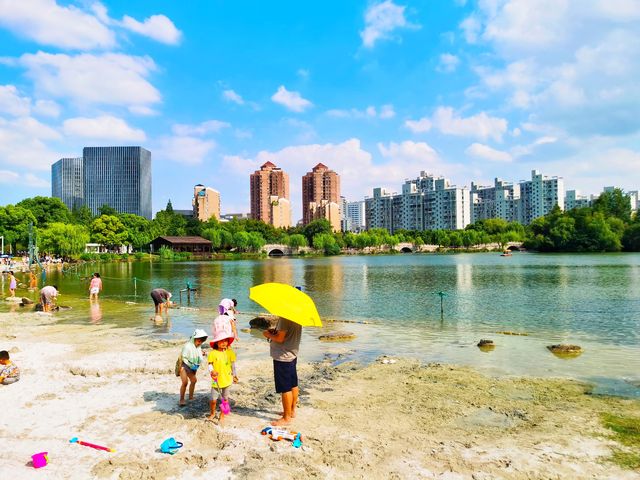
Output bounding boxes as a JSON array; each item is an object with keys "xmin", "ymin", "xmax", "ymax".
[{"xmin": 249, "ymin": 283, "xmax": 322, "ymax": 327}]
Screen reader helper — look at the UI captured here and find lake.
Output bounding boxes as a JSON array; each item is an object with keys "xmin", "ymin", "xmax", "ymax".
[{"xmin": 3, "ymin": 252, "xmax": 640, "ymax": 396}]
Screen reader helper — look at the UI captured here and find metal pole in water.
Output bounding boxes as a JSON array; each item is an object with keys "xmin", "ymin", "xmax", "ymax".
[{"xmin": 134, "ymin": 277, "xmax": 137, "ymax": 297}]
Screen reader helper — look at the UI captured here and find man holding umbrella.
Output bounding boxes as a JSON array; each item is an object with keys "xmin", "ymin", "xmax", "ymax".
[
  {"xmin": 263, "ymin": 317, "xmax": 301, "ymax": 425},
  {"xmin": 250, "ymin": 283, "xmax": 322, "ymax": 426}
]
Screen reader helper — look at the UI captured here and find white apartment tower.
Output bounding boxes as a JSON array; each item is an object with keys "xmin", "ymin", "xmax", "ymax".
[{"xmin": 517, "ymin": 170, "xmax": 565, "ymax": 225}]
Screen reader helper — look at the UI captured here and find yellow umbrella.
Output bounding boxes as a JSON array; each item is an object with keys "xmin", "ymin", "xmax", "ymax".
[{"xmin": 249, "ymin": 283, "xmax": 322, "ymax": 327}]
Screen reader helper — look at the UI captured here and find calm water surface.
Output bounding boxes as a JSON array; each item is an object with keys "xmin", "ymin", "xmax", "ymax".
[{"xmin": 3, "ymin": 253, "xmax": 639, "ymax": 396}]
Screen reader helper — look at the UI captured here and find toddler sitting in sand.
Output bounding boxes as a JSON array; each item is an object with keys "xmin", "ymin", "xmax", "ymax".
[
  {"xmin": 207, "ymin": 326, "xmax": 238, "ymax": 424},
  {"xmin": 0, "ymin": 350, "xmax": 20, "ymax": 385}
]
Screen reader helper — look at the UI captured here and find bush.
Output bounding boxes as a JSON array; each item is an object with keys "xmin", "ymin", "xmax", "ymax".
[
  {"xmin": 79, "ymin": 252, "xmax": 98, "ymax": 261},
  {"xmin": 134, "ymin": 252, "xmax": 145, "ymax": 260}
]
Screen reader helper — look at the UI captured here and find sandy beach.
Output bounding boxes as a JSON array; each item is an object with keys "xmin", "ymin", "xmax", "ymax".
[{"xmin": 1, "ymin": 311, "xmax": 639, "ymax": 479}]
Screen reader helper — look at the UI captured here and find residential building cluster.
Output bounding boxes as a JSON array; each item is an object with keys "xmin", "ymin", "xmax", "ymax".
[{"xmin": 51, "ymin": 145, "xmax": 638, "ymax": 233}]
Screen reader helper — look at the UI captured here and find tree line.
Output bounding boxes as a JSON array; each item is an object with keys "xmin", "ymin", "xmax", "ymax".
[{"xmin": 0, "ymin": 189, "xmax": 637, "ymax": 257}]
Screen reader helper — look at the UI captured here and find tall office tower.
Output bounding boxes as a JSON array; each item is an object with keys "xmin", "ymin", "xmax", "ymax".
[
  {"xmin": 517, "ymin": 170, "xmax": 564, "ymax": 225},
  {"xmin": 565, "ymin": 190, "xmax": 591, "ymax": 211},
  {"xmin": 193, "ymin": 184, "xmax": 221, "ymax": 221},
  {"xmin": 250, "ymin": 161, "xmax": 290, "ymax": 227},
  {"xmin": 83, "ymin": 146, "xmax": 152, "ymax": 219},
  {"xmin": 302, "ymin": 163, "xmax": 340, "ymax": 230},
  {"xmin": 51, "ymin": 157, "xmax": 83, "ymax": 211},
  {"xmin": 470, "ymin": 178, "xmax": 520, "ymax": 223},
  {"xmin": 365, "ymin": 187, "xmax": 394, "ymax": 231}
]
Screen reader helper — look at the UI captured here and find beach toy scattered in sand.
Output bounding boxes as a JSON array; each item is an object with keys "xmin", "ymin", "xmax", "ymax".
[
  {"xmin": 31, "ymin": 452, "xmax": 48, "ymax": 468},
  {"xmin": 69, "ymin": 437, "xmax": 115, "ymax": 452},
  {"xmin": 160, "ymin": 437, "xmax": 183, "ymax": 455},
  {"xmin": 261, "ymin": 427, "xmax": 303, "ymax": 447}
]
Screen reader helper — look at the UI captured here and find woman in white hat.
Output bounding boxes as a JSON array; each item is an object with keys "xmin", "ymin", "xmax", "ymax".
[{"xmin": 178, "ymin": 329, "xmax": 208, "ymax": 406}]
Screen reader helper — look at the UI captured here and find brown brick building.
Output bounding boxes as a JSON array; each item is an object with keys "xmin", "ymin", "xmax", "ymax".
[
  {"xmin": 302, "ymin": 163, "xmax": 340, "ymax": 231},
  {"xmin": 249, "ymin": 161, "xmax": 291, "ymax": 227}
]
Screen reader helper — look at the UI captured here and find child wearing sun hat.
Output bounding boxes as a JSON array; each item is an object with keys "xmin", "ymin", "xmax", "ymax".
[{"xmin": 207, "ymin": 322, "xmax": 237, "ymax": 423}]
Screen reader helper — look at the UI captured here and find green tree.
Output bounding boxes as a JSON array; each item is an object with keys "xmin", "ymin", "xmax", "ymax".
[
  {"xmin": 622, "ymin": 223, "xmax": 640, "ymax": 251},
  {"xmin": 302, "ymin": 219, "xmax": 332, "ymax": 244},
  {"xmin": 165, "ymin": 200, "xmax": 174, "ymax": 214},
  {"xmin": 17, "ymin": 196, "xmax": 70, "ymax": 226},
  {"xmin": 119, "ymin": 214, "xmax": 153, "ymax": 250},
  {"xmin": 39, "ymin": 223, "xmax": 89, "ymax": 255},
  {"xmin": 247, "ymin": 231, "xmax": 266, "ymax": 251},
  {"xmin": 592, "ymin": 188, "xmax": 632, "ymax": 222},
  {"xmin": 202, "ymin": 228, "xmax": 223, "ymax": 249},
  {"xmin": 153, "ymin": 209, "xmax": 187, "ymax": 236},
  {"xmin": 313, "ymin": 233, "xmax": 340, "ymax": 255},
  {"xmin": 98, "ymin": 204, "xmax": 118, "ymax": 216},
  {"xmin": 232, "ymin": 231, "xmax": 250, "ymax": 251},
  {"xmin": 91, "ymin": 215, "xmax": 127, "ymax": 250},
  {"xmin": 0, "ymin": 205, "xmax": 37, "ymax": 249},
  {"xmin": 71, "ymin": 205, "xmax": 94, "ymax": 226},
  {"xmin": 287, "ymin": 233, "xmax": 308, "ymax": 249}
]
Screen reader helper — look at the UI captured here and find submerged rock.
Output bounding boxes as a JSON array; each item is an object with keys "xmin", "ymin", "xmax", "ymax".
[
  {"xmin": 477, "ymin": 339, "xmax": 496, "ymax": 352},
  {"xmin": 21, "ymin": 297, "xmax": 34, "ymax": 305},
  {"xmin": 547, "ymin": 344, "xmax": 583, "ymax": 358},
  {"xmin": 319, "ymin": 332, "xmax": 356, "ymax": 342},
  {"xmin": 496, "ymin": 331, "xmax": 529, "ymax": 336}
]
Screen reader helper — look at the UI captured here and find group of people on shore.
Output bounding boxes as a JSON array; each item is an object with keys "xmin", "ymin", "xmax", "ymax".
[{"xmin": 176, "ymin": 297, "xmax": 302, "ymax": 426}]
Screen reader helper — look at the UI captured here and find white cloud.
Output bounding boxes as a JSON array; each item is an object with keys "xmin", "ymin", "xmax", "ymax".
[
  {"xmin": 0, "ymin": 116, "xmax": 63, "ymax": 171},
  {"xmin": 63, "ymin": 115, "xmax": 146, "ymax": 141},
  {"xmin": 511, "ymin": 135, "xmax": 558, "ymax": 158},
  {"xmin": 222, "ymin": 89, "xmax": 244, "ymax": 105},
  {"xmin": 128, "ymin": 105, "xmax": 158, "ymax": 116},
  {"xmin": 0, "ymin": 0, "xmax": 115, "ymax": 50},
  {"xmin": 326, "ymin": 104, "xmax": 395, "ymax": 120},
  {"xmin": 407, "ymin": 107, "xmax": 508, "ymax": 141},
  {"xmin": 171, "ymin": 120, "xmax": 230, "ymax": 136},
  {"xmin": 18, "ymin": 52, "xmax": 160, "ymax": 108},
  {"xmin": 378, "ymin": 141, "xmax": 438, "ymax": 162},
  {"xmin": 379, "ymin": 104, "xmax": 396, "ymax": 119},
  {"xmin": 459, "ymin": 15, "xmax": 481, "ymax": 43},
  {"xmin": 0, "ymin": 170, "xmax": 49, "ymax": 188},
  {"xmin": 464, "ymin": 0, "xmax": 640, "ymax": 136},
  {"xmin": 120, "ymin": 14, "xmax": 182, "ymax": 45},
  {"xmin": 404, "ymin": 117, "xmax": 432, "ymax": 133},
  {"xmin": 361, "ymin": 0, "xmax": 416, "ymax": 48},
  {"xmin": 465, "ymin": 143, "xmax": 513, "ymax": 162},
  {"xmin": 156, "ymin": 136, "xmax": 216, "ymax": 165},
  {"xmin": 432, "ymin": 107, "xmax": 508, "ymax": 142},
  {"xmin": 271, "ymin": 85, "xmax": 312, "ymax": 112},
  {"xmin": 297, "ymin": 68, "xmax": 310, "ymax": 78},
  {"xmin": 33, "ymin": 99, "xmax": 60, "ymax": 117},
  {"xmin": 437, "ymin": 53, "xmax": 460, "ymax": 73},
  {"xmin": 0, "ymin": 85, "xmax": 31, "ymax": 116}
]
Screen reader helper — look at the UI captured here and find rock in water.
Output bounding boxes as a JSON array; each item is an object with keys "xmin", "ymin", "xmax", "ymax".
[
  {"xmin": 477, "ymin": 339, "xmax": 496, "ymax": 352},
  {"xmin": 318, "ymin": 332, "xmax": 356, "ymax": 342},
  {"xmin": 547, "ymin": 344, "xmax": 583, "ymax": 358},
  {"xmin": 21, "ymin": 297, "xmax": 34, "ymax": 305}
]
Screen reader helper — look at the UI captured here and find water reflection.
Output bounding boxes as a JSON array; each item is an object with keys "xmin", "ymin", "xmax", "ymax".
[{"xmin": 90, "ymin": 301, "xmax": 102, "ymax": 324}]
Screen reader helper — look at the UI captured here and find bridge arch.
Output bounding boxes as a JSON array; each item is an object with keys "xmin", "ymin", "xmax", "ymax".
[
  {"xmin": 268, "ymin": 248, "xmax": 285, "ymax": 257},
  {"xmin": 400, "ymin": 246, "xmax": 413, "ymax": 253}
]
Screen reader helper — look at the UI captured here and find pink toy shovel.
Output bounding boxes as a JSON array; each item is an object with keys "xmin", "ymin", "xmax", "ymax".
[
  {"xmin": 214, "ymin": 380, "xmax": 231, "ymax": 415},
  {"xmin": 31, "ymin": 452, "xmax": 48, "ymax": 468}
]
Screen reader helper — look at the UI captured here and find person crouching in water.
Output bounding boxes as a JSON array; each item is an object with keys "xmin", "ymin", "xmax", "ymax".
[
  {"xmin": 179, "ymin": 329, "xmax": 208, "ymax": 406},
  {"xmin": 207, "ymin": 326, "xmax": 238, "ymax": 424}
]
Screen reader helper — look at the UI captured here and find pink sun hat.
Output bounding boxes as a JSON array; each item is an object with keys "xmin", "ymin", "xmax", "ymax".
[{"xmin": 210, "ymin": 315, "xmax": 235, "ymax": 347}]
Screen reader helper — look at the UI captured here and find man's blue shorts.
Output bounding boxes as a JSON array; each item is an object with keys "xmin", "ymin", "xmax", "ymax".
[{"xmin": 273, "ymin": 358, "xmax": 298, "ymax": 393}]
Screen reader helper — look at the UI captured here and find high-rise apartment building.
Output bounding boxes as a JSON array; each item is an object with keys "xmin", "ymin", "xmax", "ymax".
[
  {"xmin": 517, "ymin": 170, "xmax": 564, "ymax": 225},
  {"xmin": 302, "ymin": 163, "xmax": 340, "ymax": 231},
  {"xmin": 249, "ymin": 161, "xmax": 290, "ymax": 227},
  {"xmin": 192, "ymin": 184, "xmax": 220, "ymax": 221},
  {"xmin": 365, "ymin": 172, "xmax": 470, "ymax": 232},
  {"xmin": 471, "ymin": 178, "xmax": 520, "ymax": 223},
  {"xmin": 52, "ymin": 157, "xmax": 83, "ymax": 211},
  {"xmin": 565, "ymin": 190, "xmax": 592, "ymax": 211},
  {"xmin": 344, "ymin": 200, "xmax": 366, "ymax": 232},
  {"xmin": 82, "ymin": 147, "xmax": 152, "ymax": 219}
]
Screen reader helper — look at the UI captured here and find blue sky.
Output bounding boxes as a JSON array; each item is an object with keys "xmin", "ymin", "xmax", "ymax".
[{"xmin": 0, "ymin": 0, "xmax": 639, "ymax": 219}]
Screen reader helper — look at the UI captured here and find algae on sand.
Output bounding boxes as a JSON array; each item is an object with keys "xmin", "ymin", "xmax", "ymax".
[{"xmin": 601, "ymin": 413, "xmax": 640, "ymax": 470}]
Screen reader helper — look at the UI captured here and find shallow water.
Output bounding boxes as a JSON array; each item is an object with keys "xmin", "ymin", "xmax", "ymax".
[{"xmin": 2, "ymin": 252, "xmax": 640, "ymax": 396}]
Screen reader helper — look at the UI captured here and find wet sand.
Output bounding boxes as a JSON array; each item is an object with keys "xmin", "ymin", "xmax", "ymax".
[{"xmin": 1, "ymin": 311, "xmax": 639, "ymax": 479}]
